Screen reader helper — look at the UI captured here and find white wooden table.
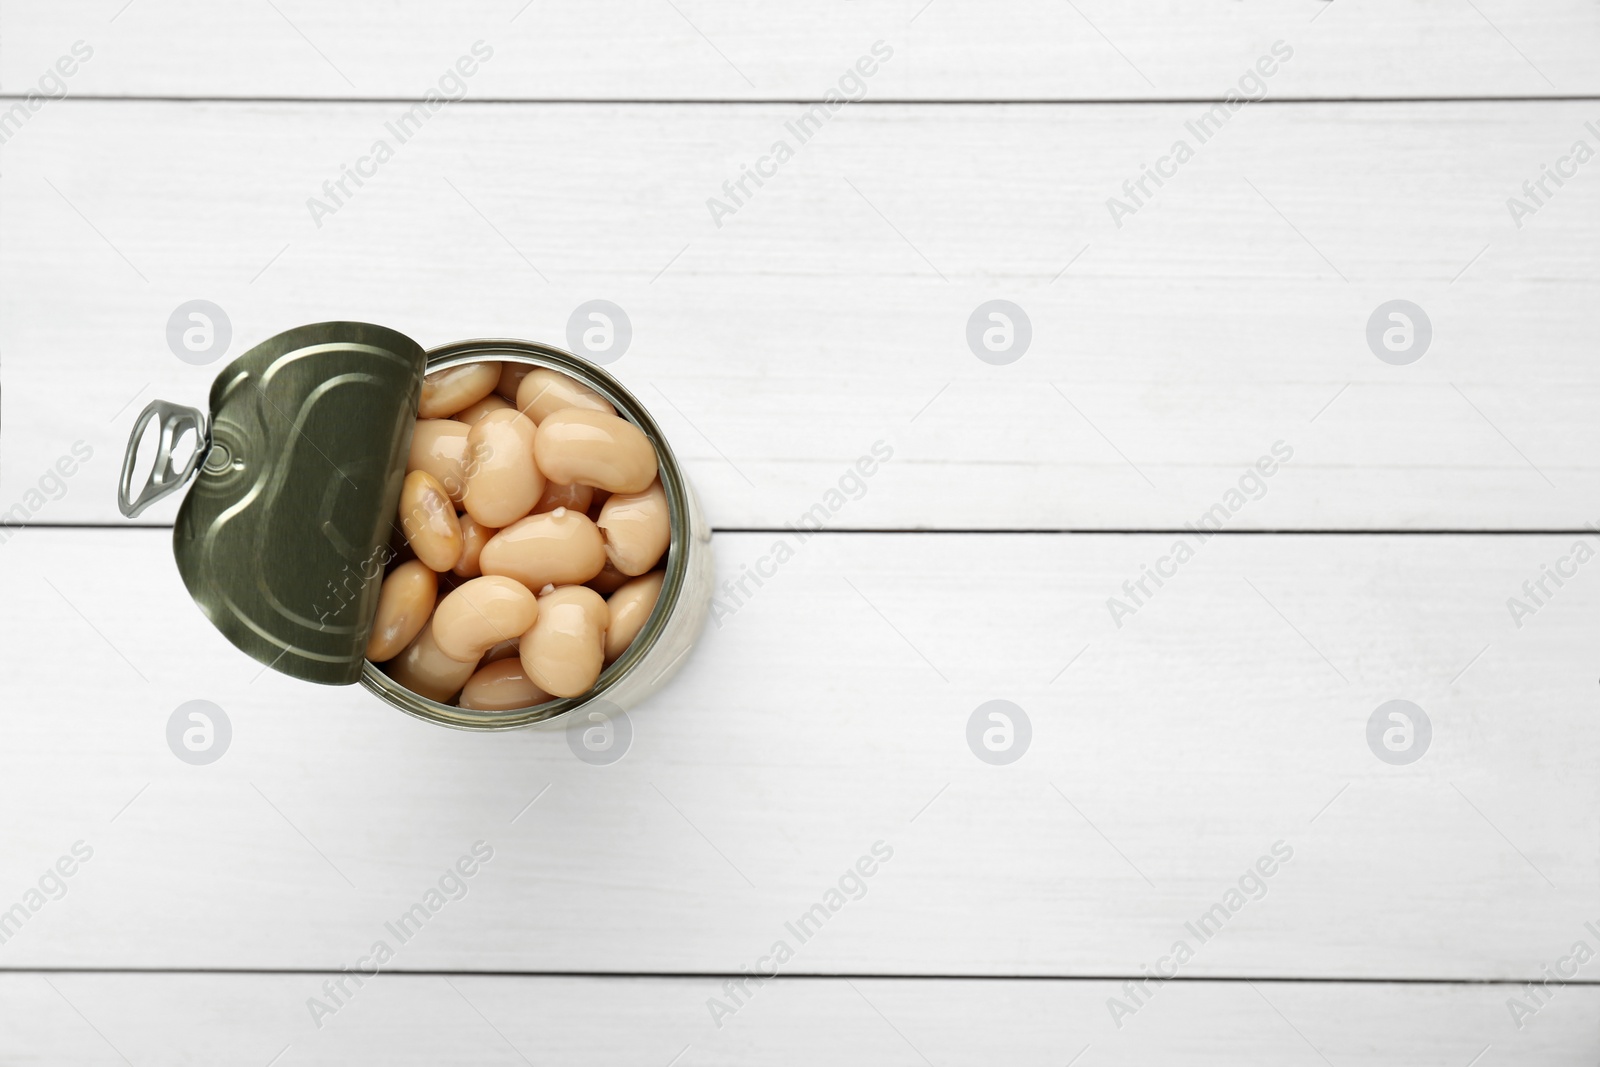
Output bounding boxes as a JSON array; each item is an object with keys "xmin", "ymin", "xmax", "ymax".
[{"xmin": 2, "ymin": 2, "xmax": 1598, "ymax": 1063}]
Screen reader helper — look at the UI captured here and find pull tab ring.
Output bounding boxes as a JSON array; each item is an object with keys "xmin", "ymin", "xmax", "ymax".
[{"xmin": 118, "ymin": 400, "xmax": 209, "ymax": 518}]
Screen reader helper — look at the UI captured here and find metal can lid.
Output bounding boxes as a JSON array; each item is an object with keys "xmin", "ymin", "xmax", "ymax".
[{"xmin": 170, "ymin": 322, "xmax": 425, "ymax": 685}]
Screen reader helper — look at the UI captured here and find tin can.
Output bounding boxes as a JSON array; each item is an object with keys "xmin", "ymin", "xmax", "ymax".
[{"xmin": 118, "ymin": 322, "xmax": 712, "ymax": 730}]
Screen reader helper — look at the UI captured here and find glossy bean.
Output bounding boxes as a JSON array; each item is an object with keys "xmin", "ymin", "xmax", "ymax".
[
  {"xmin": 495, "ymin": 361, "xmax": 532, "ymax": 401},
  {"xmin": 479, "ymin": 637, "xmax": 521, "ymax": 666},
  {"xmin": 515, "ymin": 368, "xmax": 615, "ymax": 425},
  {"xmin": 479, "ymin": 508, "xmax": 606, "ymax": 590},
  {"xmin": 596, "ymin": 478, "xmax": 670, "ymax": 576},
  {"xmin": 533, "ymin": 479, "xmax": 594, "ymax": 515},
  {"xmin": 533, "ymin": 409, "xmax": 657, "ymax": 494},
  {"xmin": 431, "ymin": 576, "xmax": 540, "ymax": 663},
  {"xmin": 385, "ymin": 619, "xmax": 477, "ymax": 703},
  {"xmin": 585, "ymin": 558, "xmax": 632, "ymax": 596},
  {"xmin": 459, "ymin": 659, "xmax": 551, "ymax": 712},
  {"xmin": 407, "ymin": 419, "xmax": 471, "ymax": 503},
  {"xmin": 454, "ymin": 393, "xmax": 513, "ymax": 425},
  {"xmin": 399, "ymin": 470, "xmax": 463, "ymax": 571},
  {"xmin": 418, "ymin": 362, "xmax": 500, "ymax": 419},
  {"xmin": 364, "ymin": 560, "xmax": 438, "ymax": 663},
  {"xmin": 520, "ymin": 585, "xmax": 608, "ymax": 698},
  {"xmin": 462, "ymin": 408, "xmax": 544, "ymax": 528},
  {"xmin": 452, "ymin": 514, "xmax": 496, "ymax": 578},
  {"xmin": 605, "ymin": 570, "xmax": 665, "ymax": 664}
]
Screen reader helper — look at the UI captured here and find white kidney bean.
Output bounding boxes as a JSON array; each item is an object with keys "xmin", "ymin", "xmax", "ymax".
[
  {"xmin": 365, "ymin": 560, "xmax": 438, "ymax": 662},
  {"xmin": 515, "ymin": 368, "xmax": 615, "ymax": 425},
  {"xmin": 407, "ymin": 419, "xmax": 470, "ymax": 503},
  {"xmin": 478, "ymin": 508, "xmax": 605, "ymax": 591},
  {"xmin": 519, "ymin": 585, "xmax": 608, "ymax": 698},
  {"xmin": 462, "ymin": 409, "xmax": 544, "ymax": 528},
  {"xmin": 459, "ymin": 658, "xmax": 551, "ymax": 711},
  {"xmin": 479, "ymin": 637, "xmax": 520, "ymax": 665},
  {"xmin": 418, "ymin": 362, "xmax": 500, "ymax": 419},
  {"xmin": 454, "ymin": 393, "xmax": 513, "ymax": 425},
  {"xmin": 399, "ymin": 470, "xmax": 463, "ymax": 571},
  {"xmin": 495, "ymin": 361, "xmax": 531, "ymax": 402},
  {"xmin": 452, "ymin": 514, "xmax": 495, "ymax": 578},
  {"xmin": 385, "ymin": 618, "xmax": 478, "ymax": 702},
  {"xmin": 605, "ymin": 570, "xmax": 664, "ymax": 664},
  {"xmin": 533, "ymin": 409, "xmax": 657, "ymax": 494},
  {"xmin": 533, "ymin": 479, "xmax": 594, "ymax": 515},
  {"xmin": 596, "ymin": 478, "xmax": 669, "ymax": 576},
  {"xmin": 431, "ymin": 576, "xmax": 540, "ymax": 663},
  {"xmin": 586, "ymin": 558, "xmax": 631, "ymax": 596}
]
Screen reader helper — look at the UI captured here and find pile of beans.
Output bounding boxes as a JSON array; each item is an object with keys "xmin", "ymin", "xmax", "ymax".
[{"xmin": 365, "ymin": 361, "xmax": 670, "ymax": 711}]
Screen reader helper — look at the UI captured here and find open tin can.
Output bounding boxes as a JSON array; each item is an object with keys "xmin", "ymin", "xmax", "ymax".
[{"xmin": 117, "ymin": 322, "xmax": 712, "ymax": 730}]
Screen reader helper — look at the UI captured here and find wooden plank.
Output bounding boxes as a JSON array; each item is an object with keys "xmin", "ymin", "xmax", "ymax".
[
  {"xmin": 3, "ymin": 101, "xmax": 1597, "ymax": 530},
  {"xmin": 2, "ymin": 0, "xmax": 1596, "ymax": 101},
  {"xmin": 2, "ymin": 973, "xmax": 1594, "ymax": 1065},
  {"xmin": 1, "ymin": 529, "xmax": 1594, "ymax": 977}
]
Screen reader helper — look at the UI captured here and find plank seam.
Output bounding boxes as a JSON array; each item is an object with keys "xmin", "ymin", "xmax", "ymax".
[
  {"xmin": 0, "ymin": 968, "xmax": 1587, "ymax": 985},
  {"xmin": 4, "ymin": 95, "xmax": 1598, "ymax": 106}
]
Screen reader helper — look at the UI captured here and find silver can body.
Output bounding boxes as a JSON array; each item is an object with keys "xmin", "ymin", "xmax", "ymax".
[{"xmin": 359, "ymin": 340, "xmax": 713, "ymax": 730}]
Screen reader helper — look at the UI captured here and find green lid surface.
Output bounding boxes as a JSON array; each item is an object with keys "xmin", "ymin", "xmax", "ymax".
[{"xmin": 174, "ymin": 322, "xmax": 425, "ymax": 684}]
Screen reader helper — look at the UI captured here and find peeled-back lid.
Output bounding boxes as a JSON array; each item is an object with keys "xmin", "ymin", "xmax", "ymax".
[{"xmin": 173, "ymin": 322, "xmax": 426, "ymax": 684}]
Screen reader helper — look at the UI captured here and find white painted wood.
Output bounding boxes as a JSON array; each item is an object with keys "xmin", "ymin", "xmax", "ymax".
[
  {"xmin": 2, "ymin": 0, "xmax": 1595, "ymax": 100},
  {"xmin": 3, "ymin": 101, "xmax": 1597, "ymax": 529},
  {"xmin": 4, "ymin": 9, "xmax": 1592, "ymax": 1062},
  {"xmin": 1, "ymin": 529, "xmax": 1594, "ymax": 978},
  {"xmin": 2, "ymin": 973, "xmax": 1593, "ymax": 1065}
]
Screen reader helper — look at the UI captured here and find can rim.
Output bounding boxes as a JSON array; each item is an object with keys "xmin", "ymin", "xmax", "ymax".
[{"xmin": 360, "ymin": 339, "xmax": 693, "ymax": 731}]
